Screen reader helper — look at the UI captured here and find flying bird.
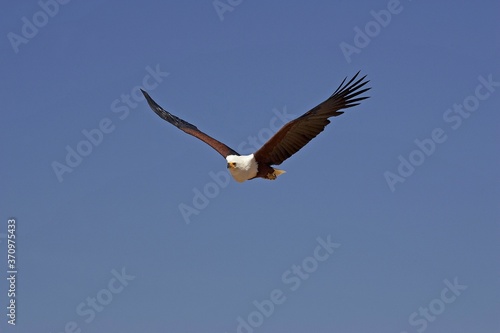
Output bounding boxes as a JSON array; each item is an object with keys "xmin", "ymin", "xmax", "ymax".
[{"xmin": 141, "ymin": 72, "xmax": 370, "ymax": 183}]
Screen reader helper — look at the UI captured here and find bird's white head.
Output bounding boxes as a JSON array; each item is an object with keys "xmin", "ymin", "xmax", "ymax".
[{"xmin": 226, "ymin": 154, "xmax": 258, "ymax": 183}]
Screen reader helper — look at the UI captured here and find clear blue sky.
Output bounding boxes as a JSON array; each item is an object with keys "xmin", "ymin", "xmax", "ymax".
[{"xmin": 1, "ymin": 1, "xmax": 499, "ymax": 332}]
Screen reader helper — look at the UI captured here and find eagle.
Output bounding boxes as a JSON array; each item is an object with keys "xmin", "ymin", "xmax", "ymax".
[{"xmin": 141, "ymin": 72, "xmax": 370, "ymax": 183}]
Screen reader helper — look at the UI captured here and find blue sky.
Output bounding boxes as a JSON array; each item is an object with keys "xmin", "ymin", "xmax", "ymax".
[{"xmin": 1, "ymin": 1, "xmax": 499, "ymax": 332}]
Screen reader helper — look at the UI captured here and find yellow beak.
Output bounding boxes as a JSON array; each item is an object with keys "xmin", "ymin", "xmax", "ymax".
[{"xmin": 227, "ymin": 162, "xmax": 236, "ymax": 169}]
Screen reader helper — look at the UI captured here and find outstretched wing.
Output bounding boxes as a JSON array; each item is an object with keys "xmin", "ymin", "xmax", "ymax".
[
  {"xmin": 142, "ymin": 90, "xmax": 239, "ymax": 158},
  {"xmin": 254, "ymin": 71, "xmax": 370, "ymax": 166}
]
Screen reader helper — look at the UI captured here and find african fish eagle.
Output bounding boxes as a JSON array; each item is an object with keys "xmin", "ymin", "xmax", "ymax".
[{"xmin": 141, "ymin": 72, "xmax": 370, "ymax": 183}]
